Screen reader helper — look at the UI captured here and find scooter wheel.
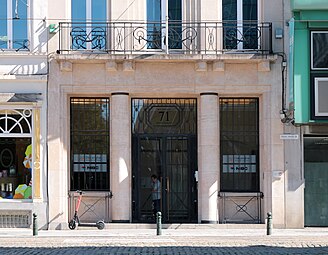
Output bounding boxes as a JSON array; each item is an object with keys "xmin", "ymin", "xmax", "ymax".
[
  {"xmin": 96, "ymin": 220, "xmax": 105, "ymax": 230},
  {"xmin": 68, "ymin": 219, "xmax": 76, "ymax": 230}
]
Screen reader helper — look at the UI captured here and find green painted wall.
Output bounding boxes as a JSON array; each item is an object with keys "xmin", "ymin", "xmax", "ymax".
[
  {"xmin": 294, "ymin": 22, "xmax": 310, "ymax": 123},
  {"xmin": 292, "ymin": 10, "xmax": 328, "ymax": 124},
  {"xmin": 291, "ymin": 0, "xmax": 328, "ymax": 11}
]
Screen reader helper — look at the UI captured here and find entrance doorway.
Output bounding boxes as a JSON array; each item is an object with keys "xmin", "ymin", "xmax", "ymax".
[{"xmin": 132, "ymin": 99, "xmax": 197, "ymax": 223}]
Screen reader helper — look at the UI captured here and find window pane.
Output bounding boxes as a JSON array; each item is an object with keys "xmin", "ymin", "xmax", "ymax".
[
  {"xmin": 70, "ymin": 98, "xmax": 110, "ymax": 191},
  {"xmin": 243, "ymin": 0, "xmax": 258, "ymax": 49},
  {"xmin": 72, "ymin": 0, "xmax": 86, "ymax": 21},
  {"xmin": 12, "ymin": 0, "xmax": 28, "ymax": 49},
  {"xmin": 168, "ymin": 0, "xmax": 181, "ymax": 21},
  {"xmin": 92, "ymin": 0, "xmax": 106, "ymax": 21},
  {"xmin": 223, "ymin": 0, "xmax": 237, "ymax": 20},
  {"xmin": 223, "ymin": 0, "xmax": 237, "ymax": 49},
  {"xmin": 243, "ymin": 0, "xmax": 257, "ymax": 21},
  {"xmin": 147, "ymin": 0, "xmax": 161, "ymax": 49},
  {"xmin": 312, "ymin": 32, "xmax": 328, "ymax": 69},
  {"xmin": 168, "ymin": 0, "xmax": 182, "ymax": 49},
  {"xmin": 220, "ymin": 98, "xmax": 259, "ymax": 192},
  {"xmin": 0, "ymin": 0, "xmax": 7, "ymax": 49}
]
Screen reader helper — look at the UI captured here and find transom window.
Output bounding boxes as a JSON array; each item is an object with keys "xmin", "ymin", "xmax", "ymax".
[
  {"xmin": 0, "ymin": 0, "xmax": 29, "ymax": 50},
  {"xmin": 70, "ymin": 98, "xmax": 110, "ymax": 191},
  {"xmin": 220, "ymin": 98, "xmax": 259, "ymax": 192}
]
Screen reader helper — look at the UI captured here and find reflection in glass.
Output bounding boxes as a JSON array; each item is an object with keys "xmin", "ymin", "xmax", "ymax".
[{"xmin": 312, "ymin": 32, "xmax": 328, "ymax": 69}]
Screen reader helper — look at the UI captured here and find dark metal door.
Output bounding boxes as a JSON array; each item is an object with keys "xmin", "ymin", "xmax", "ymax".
[{"xmin": 132, "ymin": 135, "xmax": 197, "ymax": 223}]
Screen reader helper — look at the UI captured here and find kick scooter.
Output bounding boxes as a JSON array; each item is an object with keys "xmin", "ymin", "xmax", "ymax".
[{"xmin": 68, "ymin": 190, "xmax": 105, "ymax": 230}]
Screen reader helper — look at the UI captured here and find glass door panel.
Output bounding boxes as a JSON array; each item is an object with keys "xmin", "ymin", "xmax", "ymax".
[{"xmin": 165, "ymin": 137, "xmax": 189, "ymax": 222}]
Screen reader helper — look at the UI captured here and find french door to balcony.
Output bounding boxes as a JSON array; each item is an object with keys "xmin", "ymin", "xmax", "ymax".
[
  {"xmin": 223, "ymin": 0, "xmax": 259, "ymax": 50},
  {"xmin": 147, "ymin": 0, "xmax": 182, "ymax": 50},
  {"xmin": 71, "ymin": 0, "xmax": 107, "ymax": 50}
]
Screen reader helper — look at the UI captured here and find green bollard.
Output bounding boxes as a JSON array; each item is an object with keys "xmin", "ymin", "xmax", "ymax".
[
  {"xmin": 267, "ymin": 212, "xmax": 272, "ymax": 236},
  {"xmin": 156, "ymin": 212, "xmax": 162, "ymax": 236},
  {"xmin": 33, "ymin": 213, "xmax": 38, "ymax": 236}
]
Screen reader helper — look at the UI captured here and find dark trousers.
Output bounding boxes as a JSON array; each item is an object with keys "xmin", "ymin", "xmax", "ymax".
[{"xmin": 152, "ymin": 199, "xmax": 160, "ymax": 216}]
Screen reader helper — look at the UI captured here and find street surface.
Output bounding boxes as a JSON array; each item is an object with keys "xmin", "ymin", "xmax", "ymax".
[{"xmin": 0, "ymin": 228, "xmax": 327, "ymax": 254}]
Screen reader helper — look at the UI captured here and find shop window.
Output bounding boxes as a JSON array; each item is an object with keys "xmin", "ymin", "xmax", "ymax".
[
  {"xmin": 220, "ymin": 98, "xmax": 259, "ymax": 192},
  {"xmin": 311, "ymin": 31, "xmax": 328, "ymax": 70},
  {"xmin": 0, "ymin": 0, "xmax": 29, "ymax": 50},
  {"xmin": 70, "ymin": 98, "xmax": 110, "ymax": 191},
  {"xmin": 0, "ymin": 109, "xmax": 32, "ymax": 200}
]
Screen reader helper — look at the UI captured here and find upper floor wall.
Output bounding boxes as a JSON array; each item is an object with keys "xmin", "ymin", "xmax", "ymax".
[{"xmin": 48, "ymin": 0, "xmax": 285, "ymax": 55}]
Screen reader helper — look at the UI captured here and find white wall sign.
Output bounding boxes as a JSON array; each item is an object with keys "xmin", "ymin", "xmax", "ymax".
[{"xmin": 280, "ymin": 134, "xmax": 299, "ymax": 140}]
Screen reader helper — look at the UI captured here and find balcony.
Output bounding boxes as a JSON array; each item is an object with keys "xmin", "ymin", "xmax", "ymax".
[{"xmin": 57, "ymin": 21, "xmax": 272, "ymax": 55}]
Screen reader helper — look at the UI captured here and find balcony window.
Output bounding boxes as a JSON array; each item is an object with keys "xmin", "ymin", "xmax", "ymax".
[
  {"xmin": 71, "ymin": 0, "xmax": 107, "ymax": 50},
  {"xmin": 0, "ymin": 0, "xmax": 29, "ymax": 50},
  {"xmin": 146, "ymin": 0, "xmax": 182, "ymax": 50},
  {"xmin": 223, "ymin": 0, "xmax": 258, "ymax": 50}
]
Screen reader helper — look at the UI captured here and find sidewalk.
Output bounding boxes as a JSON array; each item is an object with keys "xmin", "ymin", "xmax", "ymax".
[{"xmin": 0, "ymin": 225, "xmax": 328, "ymax": 238}]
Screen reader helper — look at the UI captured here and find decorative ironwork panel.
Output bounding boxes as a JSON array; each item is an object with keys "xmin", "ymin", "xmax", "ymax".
[
  {"xmin": 132, "ymin": 99, "xmax": 197, "ymax": 135},
  {"xmin": 58, "ymin": 22, "xmax": 272, "ymax": 54},
  {"xmin": 0, "ymin": 109, "xmax": 32, "ymax": 135}
]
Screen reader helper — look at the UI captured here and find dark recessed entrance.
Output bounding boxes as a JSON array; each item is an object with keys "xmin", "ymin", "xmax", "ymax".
[{"xmin": 132, "ymin": 99, "xmax": 197, "ymax": 223}]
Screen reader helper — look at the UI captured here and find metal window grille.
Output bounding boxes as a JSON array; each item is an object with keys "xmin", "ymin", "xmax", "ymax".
[
  {"xmin": 219, "ymin": 98, "xmax": 259, "ymax": 192},
  {"xmin": 70, "ymin": 98, "xmax": 110, "ymax": 191}
]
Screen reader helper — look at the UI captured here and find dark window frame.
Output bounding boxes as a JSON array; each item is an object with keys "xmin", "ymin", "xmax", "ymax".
[
  {"xmin": 219, "ymin": 98, "xmax": 260, "ymax": 192},
  {"xmin": 70, "ymin": 97, "xmax": 110, "ymax": 191}
]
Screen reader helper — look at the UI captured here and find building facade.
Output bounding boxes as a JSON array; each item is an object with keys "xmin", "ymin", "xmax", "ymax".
[
  {"xmin": 290, "ymin": 0, "xmax": 328, "ymax": 227},
  {"xmin": 46, "ymin": 0, "xmax": 289, "ymax": 229},
  {"xmin": 1, "ymin": 0, "xmax": 296, "ymax": 230},
  {"xmin": 0, "ymin": 0, "xmax": 48, "ymax": 228}
]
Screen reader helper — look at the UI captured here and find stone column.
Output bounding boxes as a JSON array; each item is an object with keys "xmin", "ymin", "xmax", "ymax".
[
  {"xmin": 111, "ymin": 92, "xmax": 131, "ymax": 222},
  {"xmin": 199, "ymin": 93, "xmax": 219, "ymax": 223}
]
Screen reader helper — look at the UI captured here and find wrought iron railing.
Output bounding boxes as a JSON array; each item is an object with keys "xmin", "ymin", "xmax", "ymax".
[
  {"xmin": 0, "ymin": 39, "xmax": 29, "ymax": 52},
  {"xmin": 57, "ymin": 21, "xmax": 272, "ymax": 54}
]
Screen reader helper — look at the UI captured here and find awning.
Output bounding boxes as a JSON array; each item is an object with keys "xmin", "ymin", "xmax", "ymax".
[{"xmin": 0, "ymin": 93, "xmax": 42, "ymax": 103}]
